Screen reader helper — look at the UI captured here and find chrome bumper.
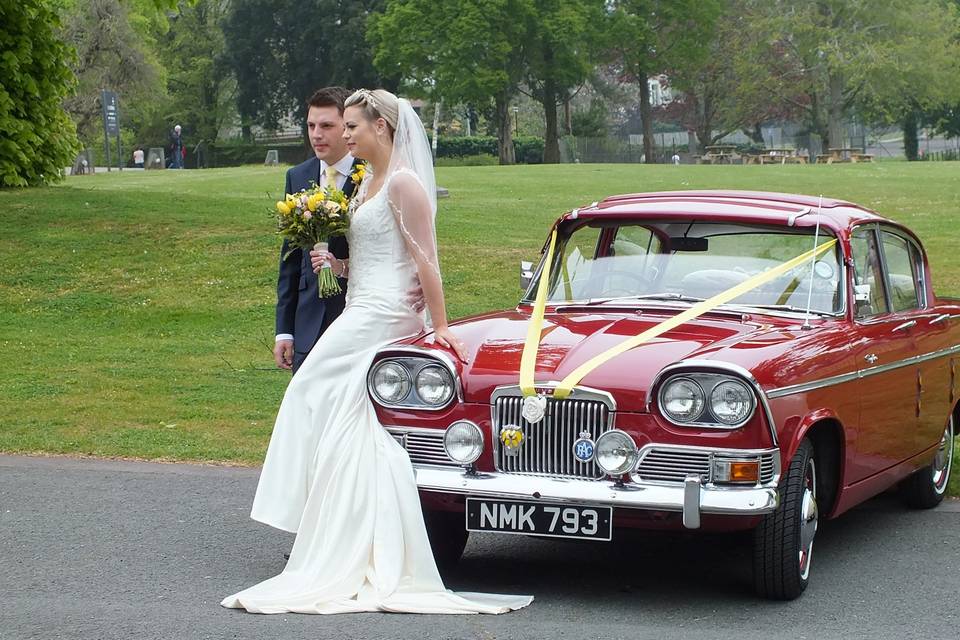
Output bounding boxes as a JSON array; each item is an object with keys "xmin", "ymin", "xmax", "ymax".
[{"xmin": 413, "ymin": 466, "xmax": 779, "ymax": 529}]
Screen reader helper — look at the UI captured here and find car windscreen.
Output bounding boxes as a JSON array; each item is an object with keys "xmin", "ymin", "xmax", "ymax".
[{"xmin": 530, "ymin": 221, "xmax": 843, "ymax": 315}]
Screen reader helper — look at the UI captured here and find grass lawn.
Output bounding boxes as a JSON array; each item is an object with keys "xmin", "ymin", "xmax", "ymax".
[{"xmin": 1, "ymin": 162, "xmax": 958, "ymax": 494}]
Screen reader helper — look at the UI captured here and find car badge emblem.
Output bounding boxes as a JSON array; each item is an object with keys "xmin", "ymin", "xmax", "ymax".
[
  {"xmin": 521, "ymin": 394, "xmax": 547, "ymax": 424},
  {"xmin": 499, "ymin": 425, "xmax": 524, "ymax": 455},
  {"xmin": 573, "ymin": 431, "xmax": 595, "ymax": 463}
]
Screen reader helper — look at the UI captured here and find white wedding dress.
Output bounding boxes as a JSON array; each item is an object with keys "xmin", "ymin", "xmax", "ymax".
[{"xmin": 221, "ymin": 177, "xmax": 533, "ymax": 614}]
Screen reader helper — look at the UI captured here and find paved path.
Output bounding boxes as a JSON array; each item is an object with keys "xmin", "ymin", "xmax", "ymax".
[{"xmin": 1, "ymin": 455, "xmax": 957, "ymax": 640}]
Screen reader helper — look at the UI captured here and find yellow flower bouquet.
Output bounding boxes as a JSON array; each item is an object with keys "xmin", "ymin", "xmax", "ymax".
[{"xmin": 274, "ymin": 184, "xmax": 351, "ymax": 298}]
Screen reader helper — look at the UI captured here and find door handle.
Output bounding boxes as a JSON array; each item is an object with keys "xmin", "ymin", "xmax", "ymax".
[
  {"xmin": 892, "ymin": 320, "xmax": 917, "ymax": 333},
  {"xmin": 931, "ymin": 314, "xmax": 952, "ymax": 325},
  {"xmin": 864, "ymin": 353, "xmax": 879, "ymax": 364}
]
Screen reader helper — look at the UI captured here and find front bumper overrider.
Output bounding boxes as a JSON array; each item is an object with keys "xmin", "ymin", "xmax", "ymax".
[{"xmin": 413, "ymin": 466, "xmax": 779, "ymax": 529}]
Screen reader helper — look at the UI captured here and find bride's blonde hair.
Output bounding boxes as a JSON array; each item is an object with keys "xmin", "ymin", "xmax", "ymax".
[{"xmin": 344, "ymin": 89, "xmax": 400, "ymax": 136}]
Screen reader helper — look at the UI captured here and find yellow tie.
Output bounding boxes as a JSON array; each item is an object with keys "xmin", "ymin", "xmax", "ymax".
[{"xmin": 324, "ymin": 165, "xmax": 338, "ymax": 190}]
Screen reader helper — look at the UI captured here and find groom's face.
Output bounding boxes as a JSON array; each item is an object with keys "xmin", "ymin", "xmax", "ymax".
[{"xmin": 306, "ymin": 105, "xmax": 348, "ymax": 162}]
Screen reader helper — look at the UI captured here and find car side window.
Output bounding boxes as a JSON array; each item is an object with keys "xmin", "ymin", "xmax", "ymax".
[
  {"xmin": 880, "ymin": 231, "xmax": 921, "ymax": 312},
  {"xmin": 548, "ymin": 225, "xmax": 602, "ymax": 300},
  {"xmin": 850, "ymin": 227, "xmax": 888, "ymax": 318}
]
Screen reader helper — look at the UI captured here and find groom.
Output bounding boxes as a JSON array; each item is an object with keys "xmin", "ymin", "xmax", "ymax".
[{"xmin": 274, "ymin": 87, "xmax": 363, "ymax": 373}]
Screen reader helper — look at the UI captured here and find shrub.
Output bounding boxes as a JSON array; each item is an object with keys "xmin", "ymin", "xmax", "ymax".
[
  {"xmin": 434, "ymin": 154, "xmax": 499, "ymax": 167},
  {"xmin": 0, "ymin": 0, "xmax": 81, "ymax": 187}
]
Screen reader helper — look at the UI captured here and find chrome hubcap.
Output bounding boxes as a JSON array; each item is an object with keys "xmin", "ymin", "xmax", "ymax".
[
  {"xmin": 932, "ymin": 417, "xmax": 954, "ymax": 495},
  {"xmin": 798, "ymin": 458, "xmax": 818, "ymax": 580}
]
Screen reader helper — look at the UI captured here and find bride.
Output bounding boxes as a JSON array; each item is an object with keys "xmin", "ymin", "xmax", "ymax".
[{"xmin": 221, "ymin": 89, "xmax": 533, "ymax": 615}]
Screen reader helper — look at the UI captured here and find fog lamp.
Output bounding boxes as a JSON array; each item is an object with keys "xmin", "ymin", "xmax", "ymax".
[
  {"xmin": 595, "ymin": 430, "xmax": 639, "ymax": 476},
  {"xmin": 443, "ymin": 420, "xmax": 483, "ymax": 465}
]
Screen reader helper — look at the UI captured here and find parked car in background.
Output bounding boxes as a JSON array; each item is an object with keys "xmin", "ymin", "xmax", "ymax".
[{"xmin": 368, "ymin": 191, "xmax": 958, "ymax": 600}]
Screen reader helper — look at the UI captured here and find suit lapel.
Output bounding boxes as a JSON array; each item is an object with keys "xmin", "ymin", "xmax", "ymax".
[{"xmin": 342, "ymin": 159, "xmax": 365, "ymax": 199}]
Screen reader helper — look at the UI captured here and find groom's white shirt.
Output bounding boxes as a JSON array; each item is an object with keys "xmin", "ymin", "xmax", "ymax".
[{"xmin": 275, "ymin": 152, "xmax": 356, "ymax": 343}]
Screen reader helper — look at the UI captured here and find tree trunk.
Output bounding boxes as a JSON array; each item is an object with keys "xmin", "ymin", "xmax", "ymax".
[
  {"xmin": 827, "ymin": 73, "xmax": 844, "ymax": 150},
  {"xmin": 543, "ymin": 79, "xmax": 561, "ymax": 164},
  {"xmin": 903, "ymin": 110, "xmax": 919, "ymax": 161},
  {"xmin": 495, "ymin": 92, "xmax": 516, "ymax": 165},
  {"xmin": 744, "ymin": 123, "xmax": 764, "ymax": 145},
  {"xmin": 638, "ymin": 73, "xmax": 654, "ymax": 163},
  {"xmin": 695, "ymin": 92, "xmax": 712, "ymax": 149}
]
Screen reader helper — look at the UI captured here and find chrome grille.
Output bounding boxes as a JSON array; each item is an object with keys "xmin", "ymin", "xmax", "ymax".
[
  {"xmin": 760, "ymin": 454, "xmax": 776, "ymax": 483},
  {"xmin": 492, "ymin": 395, "xmax": 611, "ymax": 479},
  {"xmin": 635, "ymin": 449, "xmax": 712, "ymax": 483},
  {"xmin": 634, "ymin": 448, "xmax": 778, "ymax": 484},
  {"xmin": 386, "ymin": 428, "xmax": 459, "ymax": 468}
]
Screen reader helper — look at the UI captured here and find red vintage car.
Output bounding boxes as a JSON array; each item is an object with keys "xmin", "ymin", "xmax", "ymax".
[{"xmin": 367, "ymin": 190, "xmax": 958, "ymax": 600}]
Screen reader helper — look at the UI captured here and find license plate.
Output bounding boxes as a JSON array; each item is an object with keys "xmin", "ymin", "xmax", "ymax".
[{"xmin": 465, "ymin": 498, "xmax": 612, "ymax": 541}]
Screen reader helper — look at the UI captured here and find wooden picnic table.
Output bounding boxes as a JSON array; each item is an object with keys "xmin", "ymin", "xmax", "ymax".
[
  {"xmin": 743, "ymin": 148, "xmax": 808, "ymax": 165},
  {"xmin": 701, "ymin": 144, "xmax": 738, "ymax": 164},
  {"xmin": 816, "ymin": 147, "xmax": 873, "ymax": 164}
]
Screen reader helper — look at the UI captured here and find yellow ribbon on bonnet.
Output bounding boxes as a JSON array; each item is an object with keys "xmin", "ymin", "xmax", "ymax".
[{"xmin": 519, "ymin": 232, "xmax": 838, "ymax": 400}]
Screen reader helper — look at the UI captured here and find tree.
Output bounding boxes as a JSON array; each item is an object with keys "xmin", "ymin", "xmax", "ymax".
[
  {"xmin": 369, "ymin": 0, "xmax": 531, "ymax": 164},
  {"xmin": 523, "ymin": 0, "xmax": 605, "ymax": 163},
  {"xmin": 607, "ymin": 0, "xmax": 721, "ymax": 162},
  {"xmin": 740, "ymin": 0, "xmax": 960, "ymax": 150},
  {"xmin": 159, "ymin": 0, "xmax": 233, "ymax": 146},
  {"xmin": 658, "ymin": 0, "xmax": 801, "ymax": 150},
  {"xmin": 222, "ymin": 0, "xmax": 386, "ymax": 141},
  {"xmin": 0, "ymin": 0, "xmax": 80, "ymax": 187},
  {"xmin": 60, "ymin": 0, "xmax": 166, "ymax": 143}
]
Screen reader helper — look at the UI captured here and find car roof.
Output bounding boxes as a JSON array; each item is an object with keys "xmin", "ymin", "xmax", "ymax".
[{"xmin": 568, "ymin": 190, "xmax": 888, "ymax": 232}]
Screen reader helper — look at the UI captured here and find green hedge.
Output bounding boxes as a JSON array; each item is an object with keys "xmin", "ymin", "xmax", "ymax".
[
  {"xmin": 200, "ymin": 142, "xmax": 308, "ymax": 168},
  {"xmin": 435, "ymin": 135, "xmax": 544, "ymax": 164},
  {"xmin": 177, "ymin": 136, "xmax": 546, "ymax": 168}
]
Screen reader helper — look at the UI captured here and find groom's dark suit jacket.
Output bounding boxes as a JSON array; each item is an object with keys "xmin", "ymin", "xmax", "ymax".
[{"xmin": 276, "ymin": 155, "xmax": 362, "ymax": 372}]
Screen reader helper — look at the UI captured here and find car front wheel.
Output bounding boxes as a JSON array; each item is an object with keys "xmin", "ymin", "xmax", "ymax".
[
  {"xmin": 753, "ymin": 438, "xmax": 818, "ymax": 600},
  {"xmin": 900, "ymin": 415, "xmax": 955, "ymax": 509},
  {"xmin": 423, "ymin": 510, "xmax": 468, "ymax": 571}
]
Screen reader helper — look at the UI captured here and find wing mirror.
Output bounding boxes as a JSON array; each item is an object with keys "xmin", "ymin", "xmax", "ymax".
[{"xmin": 520, "ymin": 260, "xmax": 534, "ymax": 290}]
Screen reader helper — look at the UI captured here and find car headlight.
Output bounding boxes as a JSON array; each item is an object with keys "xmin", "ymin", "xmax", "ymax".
[
  {"xmin": 415, "ymin": 365, "xmax": 455, "ymax": 406},
  {"xmin": 371, "ymin": 361, "xmax": 411, "ymax": 404},
  {"xmin": 443, "ymin": 420, "xmax": 483, "ymax": 465},
  {"xmin": 656, "ymin": 372, "xmax": 757, "ymax": 428},
  {"xmin": 710, "ymin": 380, "xmax": 754, "ymax": 425},
  {"xmin": 595, "ymin": 430, "xmax": 638, "ymax": 476},
  {"xmin": 660, "ymin": 377, "xmax": 705, "ymax": 422}
]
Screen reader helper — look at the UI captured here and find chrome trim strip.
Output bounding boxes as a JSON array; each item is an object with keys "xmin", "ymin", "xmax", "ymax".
[
  {"xmin": 766, "ymin": 342, "xmax": 960, "ymax": 399},
  {"xmin": 412, "ymin": 466, "xmax": 780, "ymax": 524},
  {"xmin": 367, "ymin": 346, "xmax": 464, "ymax": 410},
  {"xmin": 647, "ymin": 360, "xmax": 779, "ymax": 446},
  {"xmin": 490, "ymin": 383, "xmax": 617, "ymax": 410}
]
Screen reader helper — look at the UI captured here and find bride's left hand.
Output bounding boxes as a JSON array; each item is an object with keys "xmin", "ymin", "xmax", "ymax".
[
  {"xmin": 433, "ymin": 325, "xmax": 469, "ymax": 364},
  {"xmin": 310, "ymin": 250, "xmax": 339, "ymax": 274}
]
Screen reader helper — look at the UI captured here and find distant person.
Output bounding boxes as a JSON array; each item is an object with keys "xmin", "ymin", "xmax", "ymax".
[
  {"xmin": 671, "ymin": 153, "xmax": 681, "ymax": 165},
  {"xmin": 133, "ymin": 147, "xmax": 144, "ymax": 168},
  {"xmin": 169, "ymin": 125, "xmax": 184, "ymax": 169}
]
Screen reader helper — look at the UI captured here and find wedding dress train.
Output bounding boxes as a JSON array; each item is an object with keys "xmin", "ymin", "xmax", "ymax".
[{"xmin": 221, "ymin": 184, "xmax": 533, "ymax": 615}]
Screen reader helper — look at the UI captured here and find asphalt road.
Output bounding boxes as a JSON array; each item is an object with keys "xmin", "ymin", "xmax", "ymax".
[{"xmin": 1, "ymin": 454, "xmax": 957, "ymax": 640}]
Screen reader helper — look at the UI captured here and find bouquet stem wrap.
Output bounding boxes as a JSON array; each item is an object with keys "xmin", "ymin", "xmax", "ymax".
[{"xmin": 313, "ymin": 241, "xmax": 342, "ymax": 298}]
